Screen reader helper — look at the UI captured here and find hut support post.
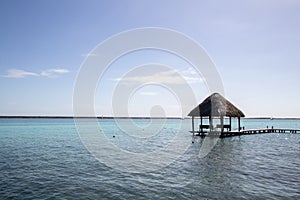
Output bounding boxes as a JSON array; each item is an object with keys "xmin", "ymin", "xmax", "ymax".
[
  {"xmin": 238, "ymin": 117, "xmax": 241, "ymax": 132},
  {"xmin": 200, "ymin": 116, "xmax": 203, "ymax": 133},
  {"xmin": 192, "ymin": 116, "xmax": 195, "ymax": 135},
  {"xmin": 220, "ymin": 116, "xmax": 224, "ymax": 133},
  {"xmin": 209, "ymin": 116, "xmax": 213, "ymax": 131},
  {"xmin": 229, "ymin": 117, "xmax": 232, "ymax": 131}
]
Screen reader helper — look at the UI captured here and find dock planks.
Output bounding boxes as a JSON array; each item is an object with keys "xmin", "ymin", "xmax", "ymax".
[{"xmin": 191, "ymin": 128, "xmax": 300, "ymax": 138}]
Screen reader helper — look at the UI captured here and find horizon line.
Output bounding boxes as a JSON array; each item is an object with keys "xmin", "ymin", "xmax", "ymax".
[{"xmin": 0, "ymin": 116, "xmax": 300, "ymax": 120}]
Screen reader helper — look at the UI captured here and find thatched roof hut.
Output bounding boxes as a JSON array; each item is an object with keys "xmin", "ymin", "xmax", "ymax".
[
  {"xmin": 188, "ymin": 93, "xmax": 245, "ymax": 117},
  {"xmin": 188, "ymin": 93, "xmax": 245, "ymax": 134}
]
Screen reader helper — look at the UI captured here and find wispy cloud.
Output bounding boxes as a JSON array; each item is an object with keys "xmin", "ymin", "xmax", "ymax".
[
  {"xmin": 2, "ymin": 68, "xmax": 70, "ymax": 78},
  {"xmin": 2, "ymin": 69, "xmax": 39, "ymax": 78},
  {"xmin": 40, "ymin": 68, "xmax": 70, "ymax": 77},
  {"xmin": 81, "ymin": 53, "xmax": 97, "ymax": 57},
  {"xmin": 112, "ymin": 67, "xmax": 204, "ymax": 85},
  {"xmin": 139, "ymin": 91, "xmax": 157, "ymax": 96},
  {"xmin": 181, "ymin": 67, "xmax": 197, "ymax": 75},
  {"xmin": 181, "ymin": 67, "xmax": 205, "ymax": 83}
]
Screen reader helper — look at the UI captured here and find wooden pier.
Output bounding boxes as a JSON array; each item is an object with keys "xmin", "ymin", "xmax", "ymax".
[
  {"xmin": 241, "ymin": 128, "xmax": 300, "ymax": 134},
  {"xmin": 188, "ymin": 93, "xmax": 300, "ymax": 138},
  {"xmin": 191, "ymin": 128, "xmax": 300, "ymax": 138}
]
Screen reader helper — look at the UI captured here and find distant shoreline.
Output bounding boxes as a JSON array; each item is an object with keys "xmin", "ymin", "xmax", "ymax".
[
  {"xmin": 0, "ymin": 116, "xmax": 179, "ymax": 119},
  {"xmin": 0, "ymin": 116, "xmax": 300, "ymax": 120}
]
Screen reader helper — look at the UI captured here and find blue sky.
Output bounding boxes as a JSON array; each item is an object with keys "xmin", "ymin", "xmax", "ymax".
[{"xmin": 0, "ymin": 0, "xmax": 300, "ymax": 117}]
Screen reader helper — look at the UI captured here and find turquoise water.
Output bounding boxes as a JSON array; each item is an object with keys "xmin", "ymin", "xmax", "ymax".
[{"xmin": 0, "ymin": 118, "xmax": 299, "ymax": 199}]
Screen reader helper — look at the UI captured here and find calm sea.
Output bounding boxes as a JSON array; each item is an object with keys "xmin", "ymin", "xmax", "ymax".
[{"xmin": 0, "ymin": 118, "xmax": 299, "ymax": 199}]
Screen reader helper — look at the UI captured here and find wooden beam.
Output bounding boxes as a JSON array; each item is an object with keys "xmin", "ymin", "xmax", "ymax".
[
  {"xmin": 192, "ymin": 116, "xmax": 195, "ymax": 135},
  {"xmin": 229, "ymin": 117, "xmax": 232, "ymax": 131},
  {"xmin": 200, "ymin": 116, "xmax": 203, "ymax": 133},
  {"xmin": 238, "ymin": 117, "xmax": 241, "ymax": 132},
  {"xmin": 209, "ymin": 116, "xmax": 213, "ymax": 131},
  {"xmin": 220, "ymin": 115, "xmax": 224, "ymax": 133}
]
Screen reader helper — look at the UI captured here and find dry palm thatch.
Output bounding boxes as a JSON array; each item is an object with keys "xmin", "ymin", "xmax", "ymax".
[{"xmin": 188, "ymin": 93, "xmax": 245, "ymax": 117}]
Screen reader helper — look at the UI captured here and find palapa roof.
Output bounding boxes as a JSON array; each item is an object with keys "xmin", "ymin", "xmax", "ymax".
[{"xmin": 188, "ymin": 93, "xmax": 245, "ymax": 117}]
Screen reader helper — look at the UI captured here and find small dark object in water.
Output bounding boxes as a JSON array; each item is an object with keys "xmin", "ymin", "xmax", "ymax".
[
  {"xmin": 192, "ymin": 140, "xmax": 194, "ymax": 143},
  {"xmin": 113, "ymin": 135, "xmax": 115, "ymax": 138}
]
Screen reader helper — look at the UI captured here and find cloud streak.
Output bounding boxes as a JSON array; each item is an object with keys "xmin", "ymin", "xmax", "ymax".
[
  {"xmin": 112, "ymin": 67, "xmax": 204, "ymax": 85},
  {"xmin": 139, "ymin": 91, "xmax": 157, "ymax": 96},
  {"xmin": 40, "ymin": 68, "xmax": 70, "ymax": 77},
  {"xmin": 81, "ymin": 53, "xmax": 97, "ymax": 57},
  {"xmin": 2, "ymin": 68, "xmax": 70, "ymax": 78},
  {"xmin": 2, "ymin": 69, "xmax": 39, "ymax": 78}
]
